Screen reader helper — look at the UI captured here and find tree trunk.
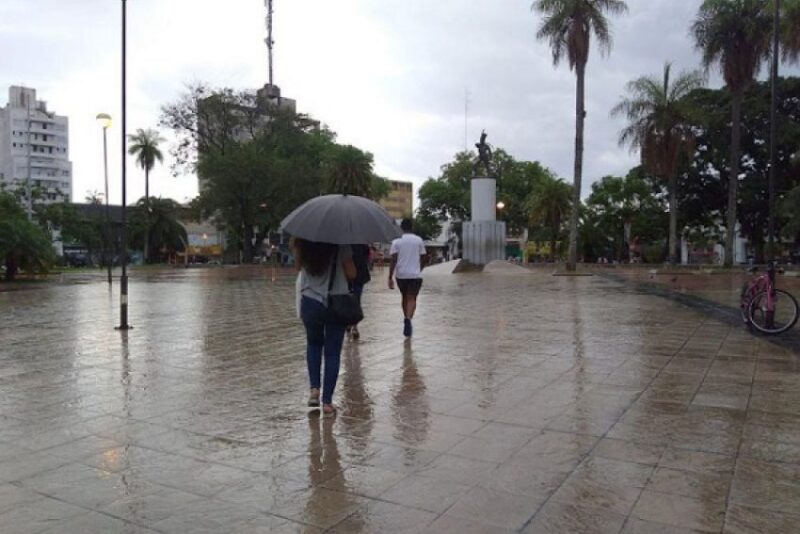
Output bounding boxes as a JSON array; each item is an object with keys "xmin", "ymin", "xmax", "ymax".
[
  {"xmin": 242, "ymin": 224, "xmax": 254, "ymax": 264},
  {"xmin": 725, "ymin": 90, "xmax": 744, "ymax": 268},
  {"xmin": 669, "ymin": 172, "xmax": 679, "ymax": 265},
  {"xmin": 567, "ymin": 62, "xmax": 586, "ymax": 271},
  {"xmin": 144, "ymin": 168, "xmax": 150, "ymax": 264},
  {"xmin": 4, "ymin": 253, "xmax": 17, "ymax": 282}
]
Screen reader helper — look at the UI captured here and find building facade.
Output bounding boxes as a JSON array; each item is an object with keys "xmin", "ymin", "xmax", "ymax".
[
  {"xmin": 379, "ymin": 179, "xmax": 413, "ymax": 220},
  {"xmin": 0, "ymin": 86, "xmax": 72, "ymax": 202}
]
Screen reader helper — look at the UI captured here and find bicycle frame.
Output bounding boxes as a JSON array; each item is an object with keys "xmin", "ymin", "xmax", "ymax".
[{"xmin": 741, "ymin": 262, "xmax": 778, "ymax": 328}]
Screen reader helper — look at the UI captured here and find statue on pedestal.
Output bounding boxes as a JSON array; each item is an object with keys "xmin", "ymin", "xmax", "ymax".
[{"xmin": 472, "ymin": 130, "xmax": 493, "ymax": 178}]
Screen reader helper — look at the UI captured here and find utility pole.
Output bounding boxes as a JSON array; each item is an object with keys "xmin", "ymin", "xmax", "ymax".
[
  {"xmin": 768, "ymin": 0, "xmax": 780, "ymax": 261},
  {"xmin": 266, "ymin": 0, "xmax": 274, "ymax": 85},
  {"xmin": 464, "ymin": 89, "xmax": 468, "ymax": 152}
]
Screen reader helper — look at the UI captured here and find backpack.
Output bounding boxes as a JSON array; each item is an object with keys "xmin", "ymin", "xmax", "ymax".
[{"xmin": 352, "ymin": 245, "xmax": 371, "ymax": 286}]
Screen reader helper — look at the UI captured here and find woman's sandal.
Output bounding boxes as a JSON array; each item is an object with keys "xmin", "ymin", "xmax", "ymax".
[
  {"xmin": 308, "ymin": 388, "xmax": 321, "ymax": 408},
  {"xmin": 322, "ymin": 404, "xmax": 337, "ymax": 418}
]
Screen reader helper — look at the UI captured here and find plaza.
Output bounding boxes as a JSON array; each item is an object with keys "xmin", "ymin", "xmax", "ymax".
[{"xmin": 1, "ymin": 267, "xmax": 799, "ymax": 532}]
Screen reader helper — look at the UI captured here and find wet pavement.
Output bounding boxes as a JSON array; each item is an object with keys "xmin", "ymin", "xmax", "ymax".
[{"xmin": 1, "ymin": 266, "xmax": 799, "ymax": 533}]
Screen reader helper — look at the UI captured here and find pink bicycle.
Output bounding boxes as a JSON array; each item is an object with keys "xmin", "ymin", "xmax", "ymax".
[{"xmin": 740, "ymin": 262, "xmax": 799, "ymax": 335}]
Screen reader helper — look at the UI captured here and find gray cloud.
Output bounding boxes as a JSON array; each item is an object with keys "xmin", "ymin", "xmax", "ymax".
[{"xmin": 1, "ymin": 0, "xmax": 796, "ymax": 206}]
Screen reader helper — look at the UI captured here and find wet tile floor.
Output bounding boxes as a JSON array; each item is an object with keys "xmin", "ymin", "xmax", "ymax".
[{"xmin": 1, "ymin": 267, "xmax": 799, "ymax": 533}]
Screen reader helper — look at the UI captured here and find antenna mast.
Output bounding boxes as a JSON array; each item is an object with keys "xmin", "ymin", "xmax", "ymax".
[{"xmin": 265, "ymin": 0, "xmax": 274, "ymax": 85}]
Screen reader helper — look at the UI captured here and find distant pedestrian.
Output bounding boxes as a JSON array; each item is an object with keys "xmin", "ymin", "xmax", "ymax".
[
  {"xmin": 347, "ymin": 244, "xmax": 371, "ymax": 340},
  {"xmin": 293, "ymin": 239, "xmax": 357, "ymax": 417},
  {"xmin": 389, "ymin": 219, "xmax": 427, "ymax": 337}
]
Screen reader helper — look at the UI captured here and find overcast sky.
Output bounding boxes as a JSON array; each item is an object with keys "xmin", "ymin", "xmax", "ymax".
[{"xmin": 1, "ymin": 0, "xmax": 793, "ymax": 207}]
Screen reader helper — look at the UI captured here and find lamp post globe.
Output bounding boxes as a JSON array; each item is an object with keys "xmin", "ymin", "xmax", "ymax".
[{"xmin": 96, "ymin": 113, "xmax": 112, "ymax": 129}]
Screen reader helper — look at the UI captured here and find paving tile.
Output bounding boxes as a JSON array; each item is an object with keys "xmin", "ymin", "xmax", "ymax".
[
  {"xmin": 443, "ymin": 486, "xmax": 545, "ymax": 531},
  {"xmin": 723, "ymin": 503, "xmax": 800, "ymax": 534},
  {"xmin": 522, "ymin": 501, "xmax": 627, "ymax": 533},
  {"xmin": 330, "ymin": 500, "xmax": 437, "ymax": 533},
  {"xmin": 379, "ymin": 473, "xmax": 472, "ymax": 513},
  {"xmin": 3, "ymin": 268, "xmax": 800, "ymax": 529},
  {"xmin": 632, "ymin": 490, "xmax": 726, "ymax": 532}
]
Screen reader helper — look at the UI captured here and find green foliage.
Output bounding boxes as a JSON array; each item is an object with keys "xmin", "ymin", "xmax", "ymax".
[
  {"xmin": 128, "ymin": 129, "xmax": 165, "ymax": 175},
  {"xmin": 692, "ymin": 0, "xmax": 773, "ymax": 92},
  {"xmin": 532, "ymin": 0, "xmax": 629, "ymax": 70},
  {"xmin": 419, "ymin": 149, "xmax": 558, "ymax": 237},
  {"xmin": 412, "ymin": 211, "xmax": 442, "ymax": 241},
  {"xmin": 527, "ymin": 175, "xmax": 573, "ymax": 260},
  {"xmin": 38, "ymin": 203, "xmax": 105, "ymax": 255},
  {"xmin": 613, "ymin": 62, "xmax": 704, "ymax": 262},
  {"xmin": 582, "ymin": 168, "xmax": 667, "ymax": 262},
  {"xmin": 0, "ymin": 192, "xmax": 54, "ymax": 280},
  {"xmin": 322, "ymin": 145, "xmax": 376, "ymax": 198},
  {"xmin": 684, "ymin": 78, "xmax": 800, "ymax": 261},
  {"xmin": 129, "ymin": 197, "xmax": 187, "ymax": 260}
]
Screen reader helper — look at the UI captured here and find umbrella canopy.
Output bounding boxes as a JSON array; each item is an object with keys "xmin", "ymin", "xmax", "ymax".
[{"xmin": 280, "ymin": 194, "xmax": 402, "ymax": 244}]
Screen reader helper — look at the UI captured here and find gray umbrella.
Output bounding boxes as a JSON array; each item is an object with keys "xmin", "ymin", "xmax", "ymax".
[{"xmin": 280, "ymin": 194, "xmax": 402, "ymax": 244}]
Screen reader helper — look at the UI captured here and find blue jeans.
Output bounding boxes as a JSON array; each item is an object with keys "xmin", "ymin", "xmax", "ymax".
[{"xmin": 301, "ymin": 296, "xmax": 345, "ymax": 404}]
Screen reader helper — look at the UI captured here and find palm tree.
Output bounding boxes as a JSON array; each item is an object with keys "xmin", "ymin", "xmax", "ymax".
[
  {"xmin": 128, "ymin": 128, "xmax": 165, "ymax": 263},
  {"xmin": 324, "ymin": 145, "xmax": 375, "ymax": 198},
  {"xmin": 532, "ymin": 0, "xmax": 628, "ymax": 270},
  {"xmin": 528, "ymin": 176, "xmax": 573, "ymax": 261},
  {"xmin": 692, "ymin": 0, "xmax": 773, "ymax": 267},
  {"xmin": 612, "ymin": 63, "xmax": 705, "ymax": 264},
  {"xmin": 781, "ymin": 0, "xmax": 800, "ymax": 62},
  {"xmin": 130, "ymin": 197, "xmax": 187, "ymax": 262}
]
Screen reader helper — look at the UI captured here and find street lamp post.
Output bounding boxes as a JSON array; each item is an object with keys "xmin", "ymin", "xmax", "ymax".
[
  {"xmin": 117, "ymin": 0, "xmax": 131, "ymax": 330},
  {"xmin": 768, "ymin": 0, "xmax": 781, "ymax": 262},
  {"xmin": 96, "ymin": 113, "xmax": 112, "ymax": 285}
]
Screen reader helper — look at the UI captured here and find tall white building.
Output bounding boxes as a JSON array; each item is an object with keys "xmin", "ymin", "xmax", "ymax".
[{"xmin": 0, "ymin": 86, "xmax": 72, "ymax": 202}]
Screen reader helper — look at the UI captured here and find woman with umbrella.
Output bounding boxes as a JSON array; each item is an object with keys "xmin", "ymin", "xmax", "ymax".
[
  {"xmin": 283, "ymin": 195, "xmax": 400, "ymax": 416},
  {"xmin": 293, "ymin": 239, "xmax": 356, "ymax": 416}
]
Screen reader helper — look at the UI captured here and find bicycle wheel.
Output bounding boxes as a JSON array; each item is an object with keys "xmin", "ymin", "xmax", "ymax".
[{"xmin": 748, "ymin": 289, "xmax": 800, "ymax": 335}]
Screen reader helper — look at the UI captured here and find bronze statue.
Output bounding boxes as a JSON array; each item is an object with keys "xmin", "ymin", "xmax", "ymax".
[{"xmin": 473, "ymin": 130, "xmax": 493, "ymax": 178}]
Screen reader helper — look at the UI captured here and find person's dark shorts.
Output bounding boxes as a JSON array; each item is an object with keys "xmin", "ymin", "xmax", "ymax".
[{"xmin": 396, "ymin": 278, "xmax": 422, "ymax": 296}]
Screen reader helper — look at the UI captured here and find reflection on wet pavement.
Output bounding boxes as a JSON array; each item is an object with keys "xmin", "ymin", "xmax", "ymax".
[{"xmin": 1, "ymin": 267, "xmax": 799, "ymax": 532}]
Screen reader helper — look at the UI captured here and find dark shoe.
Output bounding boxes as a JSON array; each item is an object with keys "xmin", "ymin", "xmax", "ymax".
[
  {"xmin": 351, "ymin": 326, "xmax": 360, "ymax": 339},
  {"xmin": 403, "ymin": 319, "xmax": 412, "ymax": 337}
]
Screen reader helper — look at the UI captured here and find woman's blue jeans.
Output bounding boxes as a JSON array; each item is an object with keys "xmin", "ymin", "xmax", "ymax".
[{"xmin": 301, "ymin": 296, "xmax": 345, "ymax": 404}]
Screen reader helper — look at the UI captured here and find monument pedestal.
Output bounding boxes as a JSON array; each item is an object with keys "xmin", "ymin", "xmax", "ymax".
[{"xmin": 463, "ymin": 177, "xmax": 505, "ymax": 265}]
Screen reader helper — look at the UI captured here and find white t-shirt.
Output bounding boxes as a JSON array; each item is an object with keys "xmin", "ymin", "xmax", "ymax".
[{"xmin": 390, "ymin": 233, "xmax": 426, "ymax": 279}]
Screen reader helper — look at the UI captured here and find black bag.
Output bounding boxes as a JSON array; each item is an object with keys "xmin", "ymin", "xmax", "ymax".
[
  {"xmin": 351, "ymin": 244, "xmax": 372, "ymax": 286},
  {"xmin": 327, "ymin": 249, "xmax": 364, "ymax": 326}
]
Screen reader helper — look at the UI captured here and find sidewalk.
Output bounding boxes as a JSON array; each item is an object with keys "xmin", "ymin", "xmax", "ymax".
[{"xmin": 0, "ymin": 268, "xmax": 798, "ymax": 532}]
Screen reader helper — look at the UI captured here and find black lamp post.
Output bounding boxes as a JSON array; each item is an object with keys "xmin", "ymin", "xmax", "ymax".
[
  {"xmin": 117, "ymin": 0, "xmax": 131, "ymax": 330},
  {"xmin": 768, "ymin": 0, "xmax": 780, "ymax": 262}
]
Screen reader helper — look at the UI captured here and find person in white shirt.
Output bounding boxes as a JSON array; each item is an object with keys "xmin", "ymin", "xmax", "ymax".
[{"xmin": 388, "ymin": 219, "xmax": 427, "ymax": 337}]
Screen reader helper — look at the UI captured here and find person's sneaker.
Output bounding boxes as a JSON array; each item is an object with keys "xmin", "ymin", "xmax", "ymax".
[{"xmin": 403, "ymin": 318, "xmax": 412, "ymax": 337}]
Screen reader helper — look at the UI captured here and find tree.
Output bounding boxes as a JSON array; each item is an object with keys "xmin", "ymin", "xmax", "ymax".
[
  {"xmin": 0, "ymin": 192, "xmax": 54, "ymax": 281},
  {"xmin": 584, "ymin": 169, "xmax": 668, "ymax": 262},
  {"xmin": 323, "ymin": 145, "xmax": 375, "ymax": 198},
  {"xmin": 532, "ymin": 0, "xmax": 628, "ymax": 269},
  {"xmin": 612, "ymin": 63, "xmax": 704, "ymax": 263},
  {"xmin": 527, "ymin": 175, "xmax": 573, "ymax": 261},
  {"xmin": 162, "ymin": 85, "xmax": 332, "ymax": 263},
  {"xmin": 38, "ymin": 202, "xmax": 106, "ymax": 264},
  {"xmin": 693, "ymin": 0, "xmax": 773, "ymax": 266},
  {"xmin": 128, "ymin": 128, "xmax": 165, "ymax": 263},
  {"xmin": 129, "ymin": 197, "xmax": 187, "ymax": 261},
  {"xmin": 684, "ymin": 79, "xmax": 800, "ymax": 261}
]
